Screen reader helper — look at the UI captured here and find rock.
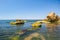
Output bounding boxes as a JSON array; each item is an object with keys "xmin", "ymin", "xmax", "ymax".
[
  {"xmin": 10, "ymin": 19, "xmax": 24, "ymax": 25},
  {"xmin": 46, "ymin": 12, "xmax": 59, "ymax": 23},
  {"xmin": 32, "ymin": 21, "xmax": 42, "ymax": 27},
  {"xmin": 24, "ymin": 32, "xmax": 46, "ymax": 40},
  {"xmin": 32, "ymin": 21, "xmax": 42, "ymax": 30}
]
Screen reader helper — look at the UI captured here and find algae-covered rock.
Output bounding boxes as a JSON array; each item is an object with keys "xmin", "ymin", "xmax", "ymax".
[
  {"xmin": 32, "ymin": 21, "xmax": 42, "ymax": 30},
  {"xmin": 10, "ymin": 19, "xmax": 25, "ymax": 25},
  {"xmin": 32, "ymin": 21, "xmax": 42, "ymax": 27}
]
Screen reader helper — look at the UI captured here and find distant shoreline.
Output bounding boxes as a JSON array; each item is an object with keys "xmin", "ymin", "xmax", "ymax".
[{"xmin": 0, "ymin": 19, "xmax": 43, "ymax": 20}]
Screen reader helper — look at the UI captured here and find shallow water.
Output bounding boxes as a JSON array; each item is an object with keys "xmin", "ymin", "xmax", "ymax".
[{"xmin": 0, "ymin": 20, "xmax": 60, "ymax": 40}]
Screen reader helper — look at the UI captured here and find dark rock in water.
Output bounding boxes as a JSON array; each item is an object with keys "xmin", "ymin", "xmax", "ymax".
[
  {"xmin": 39, "ymin": 25, "xmax": 42, "ymax": 28},
  {"xmin": 16, "ymin": 22, "xmax": 24, "ymax": 25}
]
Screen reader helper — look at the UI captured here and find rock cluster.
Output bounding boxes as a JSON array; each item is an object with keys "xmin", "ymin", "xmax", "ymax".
[{"xmin": 46, "ymin": 12, "xmax": 60, "ymax": 22}]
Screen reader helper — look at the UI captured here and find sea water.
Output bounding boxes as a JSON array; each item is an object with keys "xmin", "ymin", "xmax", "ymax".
[{"xmin": 0, "ymin": 20, "xmax": 60, "ymax": 40}]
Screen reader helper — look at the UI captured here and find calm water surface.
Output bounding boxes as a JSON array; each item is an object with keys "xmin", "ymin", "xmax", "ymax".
[{"xmin": 0, "ymin": 20, "xmax": 60, "ymax": 40}]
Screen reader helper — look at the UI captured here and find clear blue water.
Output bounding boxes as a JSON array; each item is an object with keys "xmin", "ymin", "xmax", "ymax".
[{"xmin": 0, "ymin": 20, "xmax": 60, "ymax": 40}]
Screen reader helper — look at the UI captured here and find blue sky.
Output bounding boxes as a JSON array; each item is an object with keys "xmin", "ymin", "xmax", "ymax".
[{"xmin": 0, "ymin": 0, "xmax": 60, "ymax": 19}]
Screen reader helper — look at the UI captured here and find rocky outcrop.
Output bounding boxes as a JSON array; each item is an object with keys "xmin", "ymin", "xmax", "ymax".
[{"xmin": 46, "ymin": 12, "xmax": 60, "ymax": 23}]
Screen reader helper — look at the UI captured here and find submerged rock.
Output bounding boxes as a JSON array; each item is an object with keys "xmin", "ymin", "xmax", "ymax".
[{"xmin": 24, "ymin": 32, "xmax": 45, "ymax": 40}]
